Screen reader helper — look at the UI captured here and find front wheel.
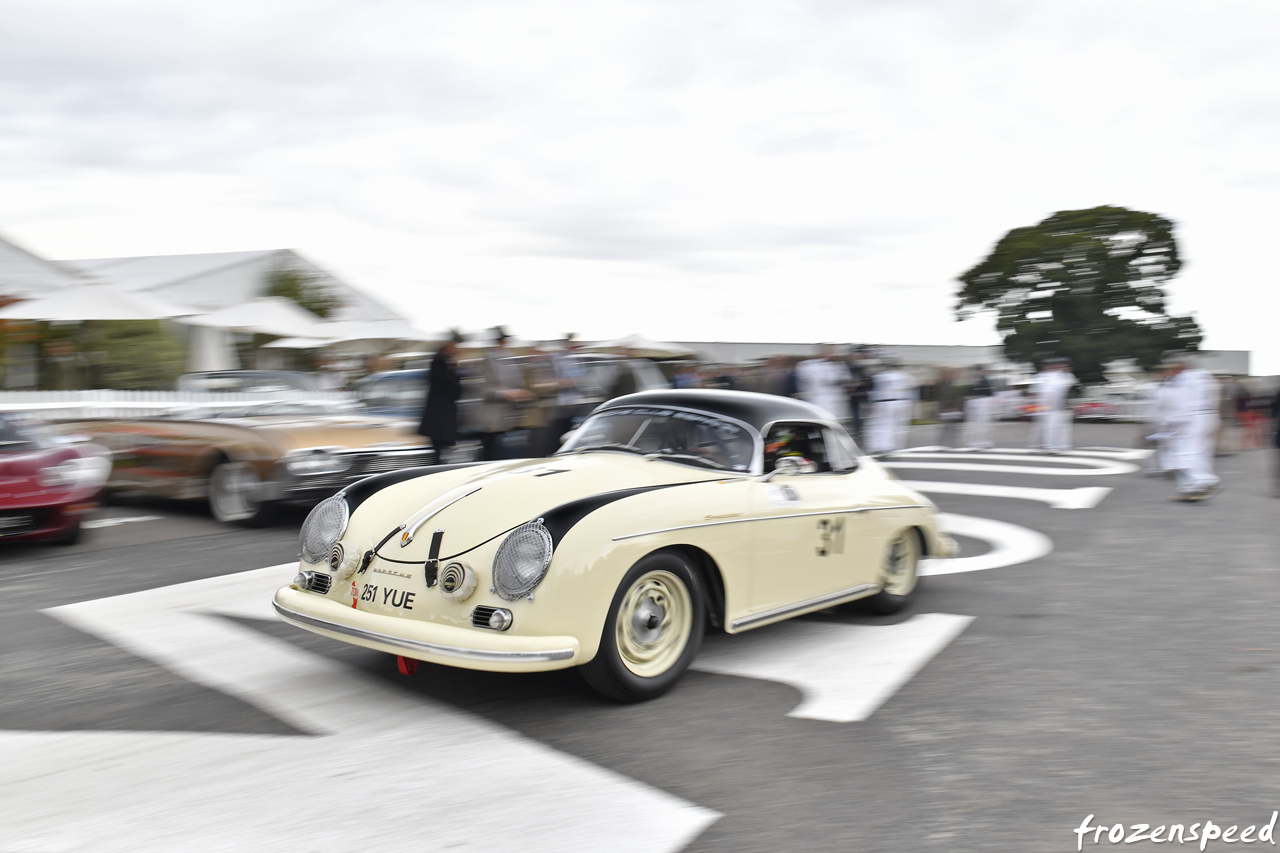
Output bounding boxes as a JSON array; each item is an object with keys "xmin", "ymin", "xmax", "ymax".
[
  {"xmin": 863, "ymin": 529, "xmax": 921, "ymax": 615},
  {"xmin": 580, "ymin": 550, "xmax": 705, "ymax": 702},
  {"xmin": 208, "ymin": 460, "xmax": 270, "ymax": 525}
]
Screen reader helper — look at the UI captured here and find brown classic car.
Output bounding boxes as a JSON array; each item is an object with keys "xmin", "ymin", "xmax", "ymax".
[{"xmin": 78, "ymin": 395, "xmax": 432, "ymax": 524}]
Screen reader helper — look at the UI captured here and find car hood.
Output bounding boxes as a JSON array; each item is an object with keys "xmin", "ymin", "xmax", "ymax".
[
  {"xmin": 351, "ymin": 451, "xmax": 731, "ymax": 561},
  {"xmin": 209, "ymin": 415, "xmax": 423, "ymax": 454}
]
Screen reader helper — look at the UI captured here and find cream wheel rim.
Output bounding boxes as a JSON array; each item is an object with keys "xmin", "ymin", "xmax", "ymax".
[
  {"xmin": 615, "ymin": 569, "xmax": 693, "ymax": 678},
  {"xmin": 211, "ymin": 461, "xmax": 262, "ymax": 522},
  {"xmin": 881, "ymin": 531, "xmax": 919, "ymax": 597}
]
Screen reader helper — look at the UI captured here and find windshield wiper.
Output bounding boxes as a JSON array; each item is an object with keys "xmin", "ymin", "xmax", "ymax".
[
  {"xmin": 573, "ymin": 443, "xmax": 646, "ymax": 455},
  {"xmin": 648, "ymin": 451, "xmax": 729, "ymax": 470}
]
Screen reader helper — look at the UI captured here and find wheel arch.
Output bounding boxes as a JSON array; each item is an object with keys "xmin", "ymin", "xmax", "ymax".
[{"xmin": 655, "ymin": 543, "xmax": 727, "ymax": 632}]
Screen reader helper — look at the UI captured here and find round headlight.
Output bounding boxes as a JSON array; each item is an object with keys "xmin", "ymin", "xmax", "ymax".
[
  {"xmin": 492, "ymin": 520, "xmax": 553, "ymax": 601},
  {"xmin": 300, "ymin": 494, "xmax": 350, "ymax": 564}
]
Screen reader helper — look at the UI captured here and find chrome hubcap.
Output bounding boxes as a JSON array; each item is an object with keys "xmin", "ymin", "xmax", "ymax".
[{"xmin": 616, "ymin": 569, "xmax": 692, "ymax": 678}]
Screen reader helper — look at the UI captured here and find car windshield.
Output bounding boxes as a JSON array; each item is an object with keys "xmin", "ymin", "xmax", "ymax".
[
  {"xmin": 559, "ymin": 406, "xmax": 755, "ymax": 472},
  {"xmin": 0, "ymin": 415, "xmax": 53, "ymax": 451}
]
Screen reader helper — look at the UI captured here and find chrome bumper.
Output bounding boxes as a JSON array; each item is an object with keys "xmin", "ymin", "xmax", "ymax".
[{"xmin": 272, "ymin": 587, "xmax": 580, "ymax": 672}]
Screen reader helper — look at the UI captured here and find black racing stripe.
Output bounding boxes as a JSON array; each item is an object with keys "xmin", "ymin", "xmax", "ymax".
[
  {"xmin": 341, "ymin": 462, "xmax": 486, "ymax": 511},
  {"xmin": 540, "ymin": 481, "xmax": 715, "ymax": 548}
]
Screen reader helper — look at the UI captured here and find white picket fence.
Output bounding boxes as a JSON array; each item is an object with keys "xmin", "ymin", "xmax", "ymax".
[{"xmin": 0, "ymin": 389, "xmax": 359, "ymax": 421}]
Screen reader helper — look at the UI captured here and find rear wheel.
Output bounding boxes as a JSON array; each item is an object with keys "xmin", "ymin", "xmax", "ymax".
[
  {"xmin": 208, "ymin": 460, "xmax": 270, "ymax": 525},
  {"xmin": 863, "ymin": 529, "xmax": 921, "ymax": 615},
  {"xmin": 581, "ymin": 550, "xmax": 704, "ymax": 702}
]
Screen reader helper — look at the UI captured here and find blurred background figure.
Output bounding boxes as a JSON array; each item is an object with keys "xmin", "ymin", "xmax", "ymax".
[
  {"xmin": 524, "ymin": 348, "xmax": 562, "ymax": 457},
  {"xmin": 417, "ymin": 330, "xmax": 464, "ymax": 461},
  {"xmin": 478, "ymin": 326, "xmax": 534, "ymax": 460},
  {"xmin": 673, "ymin": 361, "xmax": 702, "ymax": 389},
  {"xmin": 1244, "ymin": 380, "xmax": 1269, "ymax": 450},
  {"xmin": 607, "ymin": 347, "xmax": 639, "ymax": 400},
  {"xmin": 796, "ymin": 344, "xmax": 852, "ymax": 422},
  {"xmin": 964, "ymin": 365, "xmax": 996, "ymax": 449},
  {"xmin": 1144, "ymin": 362, "xmax": 1176, "ymax": 477},
  {"xmin": 935, "ymin": 368, "xmax": 964, "ymax": 448},
  {"xmin": 1215, "ymin": 374, "xmax": 1243, "ymax": 455},
  {"xmin": 866, "ymin": 357, "xmax": 916, "ymax": 456},
  {"xmin": 1031, "ymin": 358, "xmax": 1076, "ymax": 453},
  {"xmin": 845, "ymin": 349, "xmax": 871, "ymax": 442},
  {"xmin": 1163, "ymin": 355, "xmax": 1221, "ymax": 501},
  {"xmin": 1271, "ymin": 386, "xmax": 1280, "ymax": 498},
  {"xmin": 545, "ymin": 333, "xmax": 586, "ymax": 455},
  {"xmin": 760, "ymin": 356, "xmax": 795, "ymax": 397}
]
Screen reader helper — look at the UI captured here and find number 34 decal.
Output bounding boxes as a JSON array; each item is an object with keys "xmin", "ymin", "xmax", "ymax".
[{"xmin": 815, "ymin": 518, "xmax": 846, "ymax": 557}]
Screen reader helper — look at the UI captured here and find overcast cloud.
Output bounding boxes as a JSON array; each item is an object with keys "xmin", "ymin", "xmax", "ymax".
[{"xmin": 1, "ymin": 0, "xmax": 1277, "ymax": 370}]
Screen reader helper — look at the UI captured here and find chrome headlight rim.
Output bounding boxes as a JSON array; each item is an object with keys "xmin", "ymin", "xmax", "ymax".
[
  {"xmin": 300, "ymin": 494, "xmax": 350, "ymax": 564},
  {"xmin": 492, "ymin": 519, "xmax": 553, "ymax": 602}
]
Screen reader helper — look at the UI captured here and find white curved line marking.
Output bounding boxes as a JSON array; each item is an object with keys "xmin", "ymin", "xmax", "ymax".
[
  {"xmin": 903, "ymin": 480, "xmax": 1111, "ymax": 509},
  {"xmin": 885, "ymin": 457, "xmax": 1137, "ymax": 476},
  {"xmin": 921, "ymin": 512, "xmax": 1053, "ymax": 576},
  {"xmin": 898, "ymin": 446, "xmax": 1152, "ymax": 461}
]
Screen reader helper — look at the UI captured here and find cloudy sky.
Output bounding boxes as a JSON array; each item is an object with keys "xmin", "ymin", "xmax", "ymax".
[{"xmin": 2, "ymin": 1, "xmax": 1277, "ymax": 371}]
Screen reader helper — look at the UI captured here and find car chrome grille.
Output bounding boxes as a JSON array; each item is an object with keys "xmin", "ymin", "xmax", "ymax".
[
  {"xmin": 308, "ymin": 572, "xmax": 333, "ymax": 594},
  {"xmin": 471, "ymin": 606, "xmax": 500, "ymax": 628},
  {"xmin": 0, "ymin": 509, "xmax": 45, "ymax": 536},
  {"xmin": 356, "ymin": 450, "xmax": 436, "ymax": 475}
]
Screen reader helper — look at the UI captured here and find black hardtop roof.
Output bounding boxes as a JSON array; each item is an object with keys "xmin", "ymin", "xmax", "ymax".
[{"xmin": 598, "ymin": 389, "xmax": 835, "ymax": 432}]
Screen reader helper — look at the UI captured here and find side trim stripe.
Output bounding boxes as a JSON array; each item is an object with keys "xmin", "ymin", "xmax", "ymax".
[
  {"xmin": 612, "ymin": 504, "xmax": 928, "ymax": 541},
  {"xmin": 730, "ymin": 583, "xmax": 877, "ymax": 631}
]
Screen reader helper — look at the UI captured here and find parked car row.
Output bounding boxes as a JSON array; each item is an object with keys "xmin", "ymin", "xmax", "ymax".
[{"xmin": 1, "ymin": 358, "xmax": 671, "ymax": 543}]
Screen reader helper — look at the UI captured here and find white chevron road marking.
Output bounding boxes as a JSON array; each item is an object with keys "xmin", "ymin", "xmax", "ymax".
[
  {"xmin": 2, "ymin": 565, "xmax": 717, "ymax": 853},
  {"xmin": 693, "ymin": 613, "xmax": 974, "ymax": 723},
  {"xmin": 904, "ymin": 480, "xmax": 1112, "ymax": 509}
]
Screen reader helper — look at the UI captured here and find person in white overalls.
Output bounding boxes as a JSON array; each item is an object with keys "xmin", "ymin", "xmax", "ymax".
[
  {"xmin": 1163, "ymin": 356, "xmax": 1221, "ymax": 500},
  {"xmin": 964, "ymin": 365, "xmax": 996, "ymax": 449},
  {"xmin": 795, "ymin": 345, "xmax": 853, "ymax": 423},
  {"xmin": 1144, "ymin": 368, "xmax": 1177, "ymax": 476},
  {"xmin": 868, "ymin": 362, "xmax": 916, "ymax": 455},
  {"xmin": 1031, "ymin": 359, "xmax": 1076, "ymax": 453}
]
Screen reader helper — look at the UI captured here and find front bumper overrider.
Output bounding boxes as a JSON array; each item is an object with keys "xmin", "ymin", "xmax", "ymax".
[{"xmin": 272, "ymin": 586, "xmax": 581, "ymax": 672}]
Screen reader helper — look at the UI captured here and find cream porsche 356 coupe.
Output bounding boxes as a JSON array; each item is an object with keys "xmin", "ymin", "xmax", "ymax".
[{"xmin": 274, "ymin": 389, "xmax": 955, "ymax": 701}]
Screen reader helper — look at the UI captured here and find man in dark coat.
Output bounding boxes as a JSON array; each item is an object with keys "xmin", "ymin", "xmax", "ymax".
[{"xmin": 418, "ymin": 331, "xmax": 465, "ymax": 461}]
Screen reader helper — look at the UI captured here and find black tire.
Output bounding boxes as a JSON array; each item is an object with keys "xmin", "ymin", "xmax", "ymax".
[
  {"xmin": 52, "ymin": 519, "xmax": 83, "ymax": 546},
  {"xmin": 581, "ymin": 550, "xmax": 705, "ymax": 702},
  {"xmin": 208, "ymin": 460, "xmax": 273, "ymax": 526},
  {"xmin": 863, "ymin": 529, "xmax": 921, "ymax": 615}
]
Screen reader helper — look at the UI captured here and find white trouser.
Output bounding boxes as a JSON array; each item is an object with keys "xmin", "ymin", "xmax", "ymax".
[
  {"xmin": 869, "ymin": 399, "xmax": 912, "ymax": 453},
  {"xmin": 1035, "ymin": 408, "xmax": 1072, "ymax": 451},
  {"xmin": 1171, "ymin": 413, "xmax": 1221, "ymax": 493},
  {"xmin": 964, "ymin": 396, "xmax": 993, "ymax": 448}
]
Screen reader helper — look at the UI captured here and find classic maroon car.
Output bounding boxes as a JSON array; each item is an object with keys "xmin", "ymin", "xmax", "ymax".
[{"xmin": 0, "ymin": 414, "xmax": 111, "ymax": 545}]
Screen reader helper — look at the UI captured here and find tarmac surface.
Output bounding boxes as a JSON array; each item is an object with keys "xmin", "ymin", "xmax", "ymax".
[{"xmin": 2, "ymin": 421, "xmax": 1277, "ymax": 852}]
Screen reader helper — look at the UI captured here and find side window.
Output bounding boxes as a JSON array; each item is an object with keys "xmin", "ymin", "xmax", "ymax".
[
  {"xmin": 763, "ymin": 422, "xmax": 832, "ymax": 473},
  {"xmin": 825, "ymin": 429, "xmax": 857, "ymax": 472}
]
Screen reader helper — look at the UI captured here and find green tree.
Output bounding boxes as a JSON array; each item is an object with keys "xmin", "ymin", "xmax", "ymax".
[
  {"xmin": 956, "ymin": 205, "xmax": 1202, "ymax": 384},
  {"xmin": 85, "ymin": 320, "xmax": 188, "ymax": 390},
  {"xmin": 264, "ymin": 266, "xmax": 339, "ymax": 319}
]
